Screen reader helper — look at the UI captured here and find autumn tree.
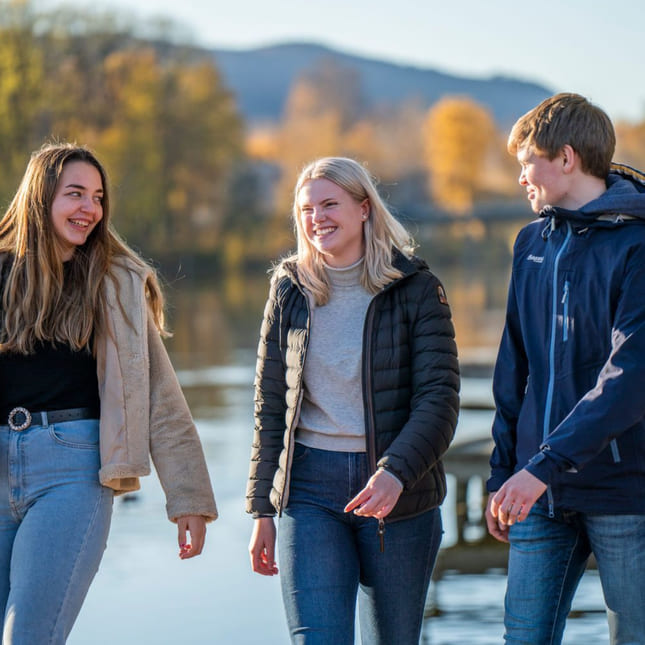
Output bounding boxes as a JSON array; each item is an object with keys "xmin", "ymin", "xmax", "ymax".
[
  {"xmin": 345, "ymin": 101, "xmax": 427, "ymax": 179},
  {"xmin": 94, "ymin": 51, "xmax": 243, "ymax": 252},
  {"xmin": 161, "ymin": 59, "xmax": 243, "ymax": 252},
  {"xmin": 0, "ymin": 0, "xmax": 46, "ymax": 198},
  {"xmin": 37, "ymin": 15, "xmax": 137, "ymax": 142},
  {"xmin": 423, "ymin": 96, "xmax": 497, "ymax": 214},
  {"xmin": 0, "ymin": 0, "xmax": 244, "ymax": 258},
  {"xmin": 92, "ymin": 49, "xmax": 166, "ymax": 247},
  {"xmin": 615, "ymin": 120, "xmax": 645, "ymax": 171},
  {"xmin": 274, "ymin": 59, "xmax": 364, "ymax": 215}
]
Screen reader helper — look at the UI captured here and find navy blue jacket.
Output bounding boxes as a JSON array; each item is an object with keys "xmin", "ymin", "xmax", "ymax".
[{"xmin": 488, "ymin": 164, "xmax": 645, "ymax": 514}]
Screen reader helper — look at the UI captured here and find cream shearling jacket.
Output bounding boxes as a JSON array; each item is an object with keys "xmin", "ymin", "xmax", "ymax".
[{"xmin": 96, "ymin": 258, "xmax": 217, "ymax": 523}]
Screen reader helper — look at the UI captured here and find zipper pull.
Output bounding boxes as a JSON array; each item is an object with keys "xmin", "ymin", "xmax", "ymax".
[{"xmin": 378, "ymin": 519, "xmax": 385, "ymax": 553}]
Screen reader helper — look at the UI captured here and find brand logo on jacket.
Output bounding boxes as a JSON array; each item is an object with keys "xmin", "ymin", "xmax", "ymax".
[{"xmin": 527, "ymin": 254, "xmax": 544, "ymax": 264}]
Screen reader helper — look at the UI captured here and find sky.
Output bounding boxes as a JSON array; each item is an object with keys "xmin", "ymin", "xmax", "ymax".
[{"xmin": 39, "ymin": 0, "xmax": 645, "ymax": 123}]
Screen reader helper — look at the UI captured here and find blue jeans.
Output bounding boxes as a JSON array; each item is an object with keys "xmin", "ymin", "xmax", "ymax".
[
  {"xmin": 279, "ymin": 444, "xmax": 442, "ymax": 645},
  {"xmin": 0, "ymin": 417, "xmax": 113, "ymax": 644},
  {"xmin": 505, "ymin": 504, "xmax": 645, "ymax": 644}
]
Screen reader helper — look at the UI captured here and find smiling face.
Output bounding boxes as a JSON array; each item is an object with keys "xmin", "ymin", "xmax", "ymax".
[
  {"xmin": 50, "ymin": 161, "xmax": 104, "ymax": 260},
  {"xmin": 298, "ymin": 177, "xmax": 368, "ymax": 268},
  {"xmin": 517, "ymin": 146, "xmax": 572, "ymax": 213}
]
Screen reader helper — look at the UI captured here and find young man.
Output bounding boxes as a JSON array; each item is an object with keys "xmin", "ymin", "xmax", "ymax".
[{"xmin": 485, "ymin": 93, "xmax": 645, "ymax": 644}]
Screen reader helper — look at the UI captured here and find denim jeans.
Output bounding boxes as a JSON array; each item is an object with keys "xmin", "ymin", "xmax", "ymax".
[
  {"xmin": 505, "ymin": 504, "xmax": 645, "ymax": 645},
  {"xmin": 0, "ymin": 416, "xmax": 113, "ymax": 644},
  {"xmin": 278, "ymin": 443, "xmax": 442, "ymax": 645}
]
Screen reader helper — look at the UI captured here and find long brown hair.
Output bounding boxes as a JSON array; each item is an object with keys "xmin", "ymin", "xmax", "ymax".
[{"xmin": 0, "ymin": 142, "xmax": 167, "ymax": 354}]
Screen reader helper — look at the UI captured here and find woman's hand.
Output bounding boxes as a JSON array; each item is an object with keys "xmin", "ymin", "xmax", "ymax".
[
  {"xmin": 177, "ymin": 515, "xmax": 207, "ymax": 559},
  {"xmin": 344, "ymin": 469, "xmax": 403, "ymax": 519},
  {"xmin": 249, "ymin": 517, "xmax": 279, "ymax": 576}
]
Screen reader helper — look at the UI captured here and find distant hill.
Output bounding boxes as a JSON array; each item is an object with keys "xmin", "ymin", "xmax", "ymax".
[{"xmin": 210, "ymin": 42, "xmax": 553, "ymax": 127}]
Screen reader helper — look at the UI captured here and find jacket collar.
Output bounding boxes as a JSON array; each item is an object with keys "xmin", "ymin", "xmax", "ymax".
[
  {"xmin": 279, "ymin": 248, "xmax": 424, "ymax": 289},
  {"xmin": 540, "ymin": 162, "xmax": 645, "ymax": 226},
  {"xmin": 391, "ymin": 247, "xmax": 426, "ymax": 277}
]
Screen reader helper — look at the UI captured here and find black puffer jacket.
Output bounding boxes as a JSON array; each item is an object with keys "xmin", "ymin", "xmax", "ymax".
[{"xmin": 246, "ymin": 251, "xmax": 460, "ymax": 522}]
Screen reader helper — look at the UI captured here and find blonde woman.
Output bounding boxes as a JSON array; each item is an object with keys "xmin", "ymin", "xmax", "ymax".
[
  {"xmin": 0, "ymin": 143, "xmax": 217, "ymax": 643},
  {"xmin": 247, "ymin": 157, "xmax": 459, "ymax": 644}
]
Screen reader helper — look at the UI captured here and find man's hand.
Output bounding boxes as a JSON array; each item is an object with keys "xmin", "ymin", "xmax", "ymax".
[
  {"xmin": 486, "ymin": 469, "xmax": 547, "ymax": 541},
  {"xmin": 485, "ymin": 494, "xmax": 510, "ymax": 543}
]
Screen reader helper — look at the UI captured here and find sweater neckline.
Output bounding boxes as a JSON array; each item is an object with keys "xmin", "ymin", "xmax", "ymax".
[{"xmin": 324, "ymin": 257, "xmax": 364, "ymax": 287}]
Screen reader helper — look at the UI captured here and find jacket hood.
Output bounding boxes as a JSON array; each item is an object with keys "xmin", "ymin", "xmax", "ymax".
[{"xmin": 541, "ymin": 163, "xmax": 645, "ymax": 225}]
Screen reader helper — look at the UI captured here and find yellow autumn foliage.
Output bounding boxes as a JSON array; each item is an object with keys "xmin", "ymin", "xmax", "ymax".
[{"xmin": 424, "ymin": 96, "xmax": 497, "ymax": 214}]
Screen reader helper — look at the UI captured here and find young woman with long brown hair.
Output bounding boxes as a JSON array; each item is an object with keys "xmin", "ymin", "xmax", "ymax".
[{"xmin": 0, "ymin": 142, "xmax": 217, "ymax": 643}]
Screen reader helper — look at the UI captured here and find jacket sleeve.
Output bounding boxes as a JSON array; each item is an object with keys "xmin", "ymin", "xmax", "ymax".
[
  {"xmin": 245, "ymin": 276, "xmax": 288, "ymax": 516},
  {"xmin": 487, "ymin": 270, "xmax": 528, "ymax": 492},
  {"xmin": 377, "ymin": 273, "xmax": 460, "ymax": 488},
  {"xmin": 525, "ymin": 241, "xmax": 645, "ymax": 483},
  {"xmin": 147, "ymin": 312, "xmax": 218, "ymax": 522}
]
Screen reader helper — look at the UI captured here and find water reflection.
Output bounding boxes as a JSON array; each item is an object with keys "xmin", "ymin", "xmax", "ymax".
[
  {"xmin": 163, "ymin": 259, "xmax": 511, "ymax": 370},
  {"xmin": 164, "ymin": 271, "xmax": 270, "ymax": 370}
]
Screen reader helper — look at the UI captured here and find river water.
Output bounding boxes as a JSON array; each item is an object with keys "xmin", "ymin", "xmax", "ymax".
[{"xmin": 67, "ymin": 261, "xmax": 611, "ymax": 644}]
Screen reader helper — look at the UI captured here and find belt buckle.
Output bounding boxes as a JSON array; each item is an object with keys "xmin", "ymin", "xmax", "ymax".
[{"xmin": 8, "ymin": 407, "xmax": 32, "ymax": 431}]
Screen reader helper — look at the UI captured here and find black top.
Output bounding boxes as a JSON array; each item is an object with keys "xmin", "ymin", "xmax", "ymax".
[
  {"xmin": 0, "ymin": 341, "xmax": 100, "ymax": 421},
  {"xmin": 0, "ymin": 261, "xmax": 100, "ymax": 422}
]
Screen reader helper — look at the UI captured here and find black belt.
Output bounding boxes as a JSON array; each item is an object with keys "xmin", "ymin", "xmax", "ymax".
[{"xmin": 5, "ymin": 406, "xmax": 99, "ymax": 431}]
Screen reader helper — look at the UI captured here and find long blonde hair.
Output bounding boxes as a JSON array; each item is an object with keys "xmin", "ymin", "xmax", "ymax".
[
  {"xmin": 288, "ymin": 157, "xmax": 415, "ymax": 305},
  {"xmin": 0, "ymin": 142, "xmax": 167, "ymax": 354}
]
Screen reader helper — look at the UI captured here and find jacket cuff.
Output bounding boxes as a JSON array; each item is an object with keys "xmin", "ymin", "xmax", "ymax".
[
  {"xmin": 486, "ymin": 470, "xmax": 513, "ymax": 493},
  {"xmin": 524, "ymin": 450, "xmax": 556, "ymax": 485}
]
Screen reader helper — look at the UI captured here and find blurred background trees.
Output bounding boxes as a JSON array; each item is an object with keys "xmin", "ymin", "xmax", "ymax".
[
  {"xmin": 1, "ymin": 0, "xmax": 644, "ymax": 273},
  {"xmin": 424, "ymin": 97, "xmax": 497, "ymax": 214},
  {"xmin": 0, "ymin": 0, "xmax": 244, "ymax": 262}
]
